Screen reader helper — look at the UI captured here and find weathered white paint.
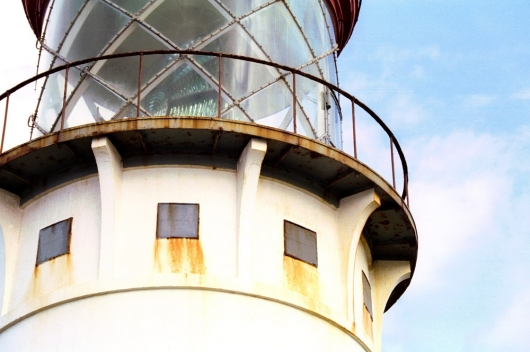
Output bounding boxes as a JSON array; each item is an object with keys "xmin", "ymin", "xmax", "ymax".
[
  {"xmin": 92, "ymin": 136, "xmax": 123, "ymax": 279},
  {"xmin": 236, "ymin": 138, "xmax": 267, "ymax": 279},
  {"xmin": 372, "ymin": 260, "xmax": 411, "ymax": 346},
  {"xmin": 354, "ymin": 235, "xmax": 374, "ymax": 343},
  {"xmin": 0, "ymin": 136, "xmax": 409, "ymax": 351},
  {"xmin": 339, "ymin": 189, "xmax": 381, "ymax": 323},
  {"xmin": 0, "ymin": 289, "xmax": 367, "ymax": 352}
]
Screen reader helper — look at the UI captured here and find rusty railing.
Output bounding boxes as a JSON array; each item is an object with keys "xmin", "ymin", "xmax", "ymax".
[{"xmin": 0, "ymin": 50, "xmax": 409, "ymax": 205}]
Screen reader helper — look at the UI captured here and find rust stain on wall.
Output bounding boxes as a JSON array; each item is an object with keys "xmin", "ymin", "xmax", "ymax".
[
  {"xmin": 154, "ymin": 238, "xmax": 205, "ymax": 274},
  {"xmin": 31, "ymin": 254, "xmax": 73, "ymax": 299},
  {"xmin": 283, "ymin": 256, "xmax": 319, "ymax": 300}
]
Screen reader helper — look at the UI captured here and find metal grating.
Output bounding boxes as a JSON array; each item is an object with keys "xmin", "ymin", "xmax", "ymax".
[
  {"xmin": 36, "ymin": 217, "xmax": 72, "ymax": 265},
  {"xmin": 284, "ymin": 220, "xmax": 318, "ymax": 267},
  {"xmin": 157, "ymin": 203, "xmax": 199, "ymax": 239}
]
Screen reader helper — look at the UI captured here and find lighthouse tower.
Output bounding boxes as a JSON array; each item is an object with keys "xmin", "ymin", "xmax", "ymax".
[{"xmin": 0, "ymin": 1, "xmax": 417, "ymax": 351}]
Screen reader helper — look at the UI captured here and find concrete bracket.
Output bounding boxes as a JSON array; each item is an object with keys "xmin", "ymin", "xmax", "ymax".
[
  {"xmin": 92, "ymin": 137, "xmax": 123, "ymax": 280},
  {"xmin": 236, "ymin": 138, "xmax": 267, "ymax": 279},
  {"xmin": 338, "ymin": 189, "xmax": 381, "ymax": 322}
]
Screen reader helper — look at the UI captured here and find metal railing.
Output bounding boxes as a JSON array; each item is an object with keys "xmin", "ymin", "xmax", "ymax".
[{"xmin": 0, "ymin": 50, "xmax": 409, "ymax": 205}]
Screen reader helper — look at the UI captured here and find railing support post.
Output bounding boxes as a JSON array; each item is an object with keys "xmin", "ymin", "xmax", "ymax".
[
  {"xmin": 218, "ymin": 54, "xmax": 222, "ymax": 119},
  {"xmin": 406, "ymin": 175, "xmax": 410, "ymax": 207},
  {"xmin": 1, "ymin": 93, "xmax": 9, "ymax": 153},
  {"xmin": 137, "ymin": 52, "xmax": 143, "ymax": 118},
  {"xmin": 352, "ymin": 101, "xmax": 357, "ymax": 159},
  {"xmin": 293, "ymin": 73, "xmax": 297, "ymax": 134},
  {"xmin": 390, "ymin": 136, "xmax": 396, "ymax": 189},
  {"xmin": 61, "ymin": 67, "xmax": 69, "ymax": 132}
]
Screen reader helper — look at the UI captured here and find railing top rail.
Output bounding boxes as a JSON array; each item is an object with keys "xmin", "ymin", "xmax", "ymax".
[{"xmin": 0, "ymin": 50, "xmax": 409, "ymax": 202}]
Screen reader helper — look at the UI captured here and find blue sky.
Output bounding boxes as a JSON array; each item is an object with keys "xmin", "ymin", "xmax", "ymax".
[
  {"xmin": 338, "ymin": 1, "xmax": 530, "ymax": 351},
  {"xmin": 1, "ymin": 1, "xmax": 529, "ymax": 351}
]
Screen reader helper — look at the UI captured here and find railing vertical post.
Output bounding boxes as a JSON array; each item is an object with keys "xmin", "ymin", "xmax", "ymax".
[
  {"xmin": 293, "ymin": 73, "xmax": 297, "ymax": 134},
  {"xmin": 405, "ymin": 174, "xmax": 410, "ymax": 207},
  {"xmin": 61, "ymin": 67, "xmax": 69, "ymax": 132},
  {"xmin": 390, "ymin": 136, "xmax": 396, "ymax": 189},
  {"xmin": 1, "ymin": 93, "xmax": 9, "ymax": 153},
  {"xmin": 137, "ymin": 52, "xmax": 143, "ymax": 118},
  {"xmin": 218, "ymin": 54, "xmax": 222, "ymax": 119},
  {"xmin": 352, "ymin": 100, "xmax": 357, "ymax": 159}
]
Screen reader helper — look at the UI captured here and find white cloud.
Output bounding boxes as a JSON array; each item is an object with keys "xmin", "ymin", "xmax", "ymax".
[
  {"xmin": 511, "ymin": 89, "xmax": 530, "ymax": 100},
  {"xmin": 404, "ymin": 131, "xmax": 514, "ymax": 294},
  {"xmin": 386, "ymin": 93, "xmax": 428, "ymax": 125},
  {"xmin": 460, "ymin": 94, "xmax": 498, "ymax": 108},
  {"xmin": 480, "ymin": 287, "xmax": 530, "ymax": 351}
]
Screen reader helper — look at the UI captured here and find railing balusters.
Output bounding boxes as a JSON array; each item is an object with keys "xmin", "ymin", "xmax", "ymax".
[
  {"xmin": 137, "ymin": 52, "xmax": 143, "ymax": 118},
  {"xmin": 218, "ymin": 54, "xmax": 222, "ymax": 119},
  {"xmin": 352, "ymin": 100, "xmax": 357, "ymax": 159},
  {"xmin": 61, "ymin": 67, "xmax": 69, "ymax": 132},
  {"xmin": 390, "ymin": 136, "xmax": 396, "ymax": 189},
  {"xmin": 0, "ymin": 51, "xmax": 410, "ymax": 204},
  {"xmin": 293, "ymin": 73, "xmax": 297, "ymax": 134},
  {"xmin": 1, "ymin": 93, "xmax": 9, "ymax": 153}
]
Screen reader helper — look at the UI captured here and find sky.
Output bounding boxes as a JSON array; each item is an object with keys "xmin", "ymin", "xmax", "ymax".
[{"xmin": 1, "ymin": 1, "xmax": 530, "ymax": 351}]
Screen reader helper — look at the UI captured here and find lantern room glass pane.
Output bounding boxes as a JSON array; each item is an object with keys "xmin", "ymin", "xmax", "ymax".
[
  {"xmin": 62, "ymin": 1, "xmax": 130, "ymax": 61},
  {"xmin": 38, "ymin": 59, "xmax": 82, "ymax": 132},
  {"xmin": 285, "ymin": 0, "xmax": 332, "ymax": 57},
  {"xmin": 195, "ymin": 25, "xmax": 277, "ymax": 100},
  {"xmin": 144, "ymin": 0, "xmax": 229, "ymax": 49},
  {"xmin": 141, "ymin": 61, "xmax": 229, "ymax": 117},
  {"xmin": 66, "ymin": 76, "xmax": 127, "ymax": 126},
  {"xmin": 240, "ymin": 80, "xmax": 293, "ymax": 124},
  {"xmin": 44, "ymin": 0, "xmax": 86, "ymax": 51},
  {"xmin": 219, "ymin": 0, "xmax": 271, "ymax": 18},
  {"xmin": 110, "ymin": 0, "xmax": 151, "ymax": 14},
  {"xmin": 241, "ymin": 2, "xmax": 313, "ymax": 68},
  {"xmin": 96, "ymin": 23, "xmax": 176, "ymax": 98}
]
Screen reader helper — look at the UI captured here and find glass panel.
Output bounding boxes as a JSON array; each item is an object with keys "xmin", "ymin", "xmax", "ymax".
[
  {"xmin": 62, "ymin": 1, "xmax": 130, "ymax": 61},
  {"xmin": 194, "ymin": 25, "xmax": 278, "ymax": 100},
  {"xmin": 96, "ymin": 23, "xmax": 176, "ymax": 98},
  {"xmin": 240, "ymin": 80, "xmax": 293, "ymax": 125},
  {"xmin": 285, "ymin": 0, "xmax": 332, "ymax": 56},
  {"xmin": 38, "ymin": 59, "xmax": 82, "ymax": 132},
  {"xmin": 322, "ymin": 0, "xmax": 337, "ymax": 46},
  {"xmin": 328, "ymin": 91, "xmax": 342, "ymax": 148},
  {"xmin": 222, "ymin": 107, "xmax": 252, "ymax": 122},
  {"xmin": 114, "ymin": 104, "xmax": 138, "ymax": 119},
  {"xmin": 317, "ymin": 53, "xmax": 338, "ymax": 85},
  {"xmin": 220, "ymin": 0, "xmax": 271, "ymax": 18},
  {"xmin": 144, "ymin": 0, "xmax": 229, "ymax": 49},
  {"xmin": 110, "ymin": 0, "xmax": 151, "ymax": 14},
  {"xmin": 44, "ymin": 0, "xmax": 85, "ymax": 51},
  {"xmin": 241, "ymin": 2, "xmax": 313, "ymax": 68},
  {"xmin": 67, "ymin": 76, "xmax": 126, "ymax": 127},
  {"xmin": 141, "ymin": 61, "xmax": 229, "ymax": 117}
]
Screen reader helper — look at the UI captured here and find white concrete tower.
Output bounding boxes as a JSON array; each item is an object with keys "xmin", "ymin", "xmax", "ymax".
[{"xmin": 0, "ymin": 1, "xmax": 417, "ymax": 351}]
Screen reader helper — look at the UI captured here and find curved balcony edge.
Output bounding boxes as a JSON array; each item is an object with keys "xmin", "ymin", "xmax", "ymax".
[{"xmin": 0, "ymin": 50, "xmax": 410, "ymax": 204}]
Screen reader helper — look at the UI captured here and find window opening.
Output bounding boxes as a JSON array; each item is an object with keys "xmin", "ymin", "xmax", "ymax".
[
  {"xmin": 157, "ymin": 203, "xmax": 199, "ymax": 239},
  {"xmin": 362, "ymin": 271, "xmax": 373, "ymax": 338},
  {"xmin": 36, "ymin": 218, "xmax": 73, "ymax": 265},
  {"xmin": 284, "ymin": 220, "xmax": 317, "ymax": 266}
]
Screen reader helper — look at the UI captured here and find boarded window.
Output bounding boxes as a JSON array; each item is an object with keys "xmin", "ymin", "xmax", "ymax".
[
  {"xmin": 284, "ymin": 220, "xmax": 317, "ymax": 267},
  {"xmin": 36, "ymin": 218, "xmax": 72, "ymax": 265},
  {"xmin": 362, "ymin": 271, "xmax": 373, "ymax": 338},
  {"xmin": 157, "ymin": 203, "xmax": 199, "ymax": 239},
  {"xmin": 362, "ymin": 272, "xmax": 373, "ymax": 317}
]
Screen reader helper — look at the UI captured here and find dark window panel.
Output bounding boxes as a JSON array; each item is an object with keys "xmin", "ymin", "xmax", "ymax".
[
  {"xmin": 36, "ymin": 218, "xmax": 72, "ymax": 265},
  {"xmin": 157, "ymin": 203, "xmax": 199, "ymax": 239},
  {"xmin": 284, "ymin": 220, "xmax": 318, "ymax": 267}
]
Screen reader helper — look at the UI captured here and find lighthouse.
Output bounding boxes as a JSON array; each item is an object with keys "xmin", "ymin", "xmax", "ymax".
[{"xmin": 0, "ymin": 1, "xmax": 417, "ymax": 351}]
